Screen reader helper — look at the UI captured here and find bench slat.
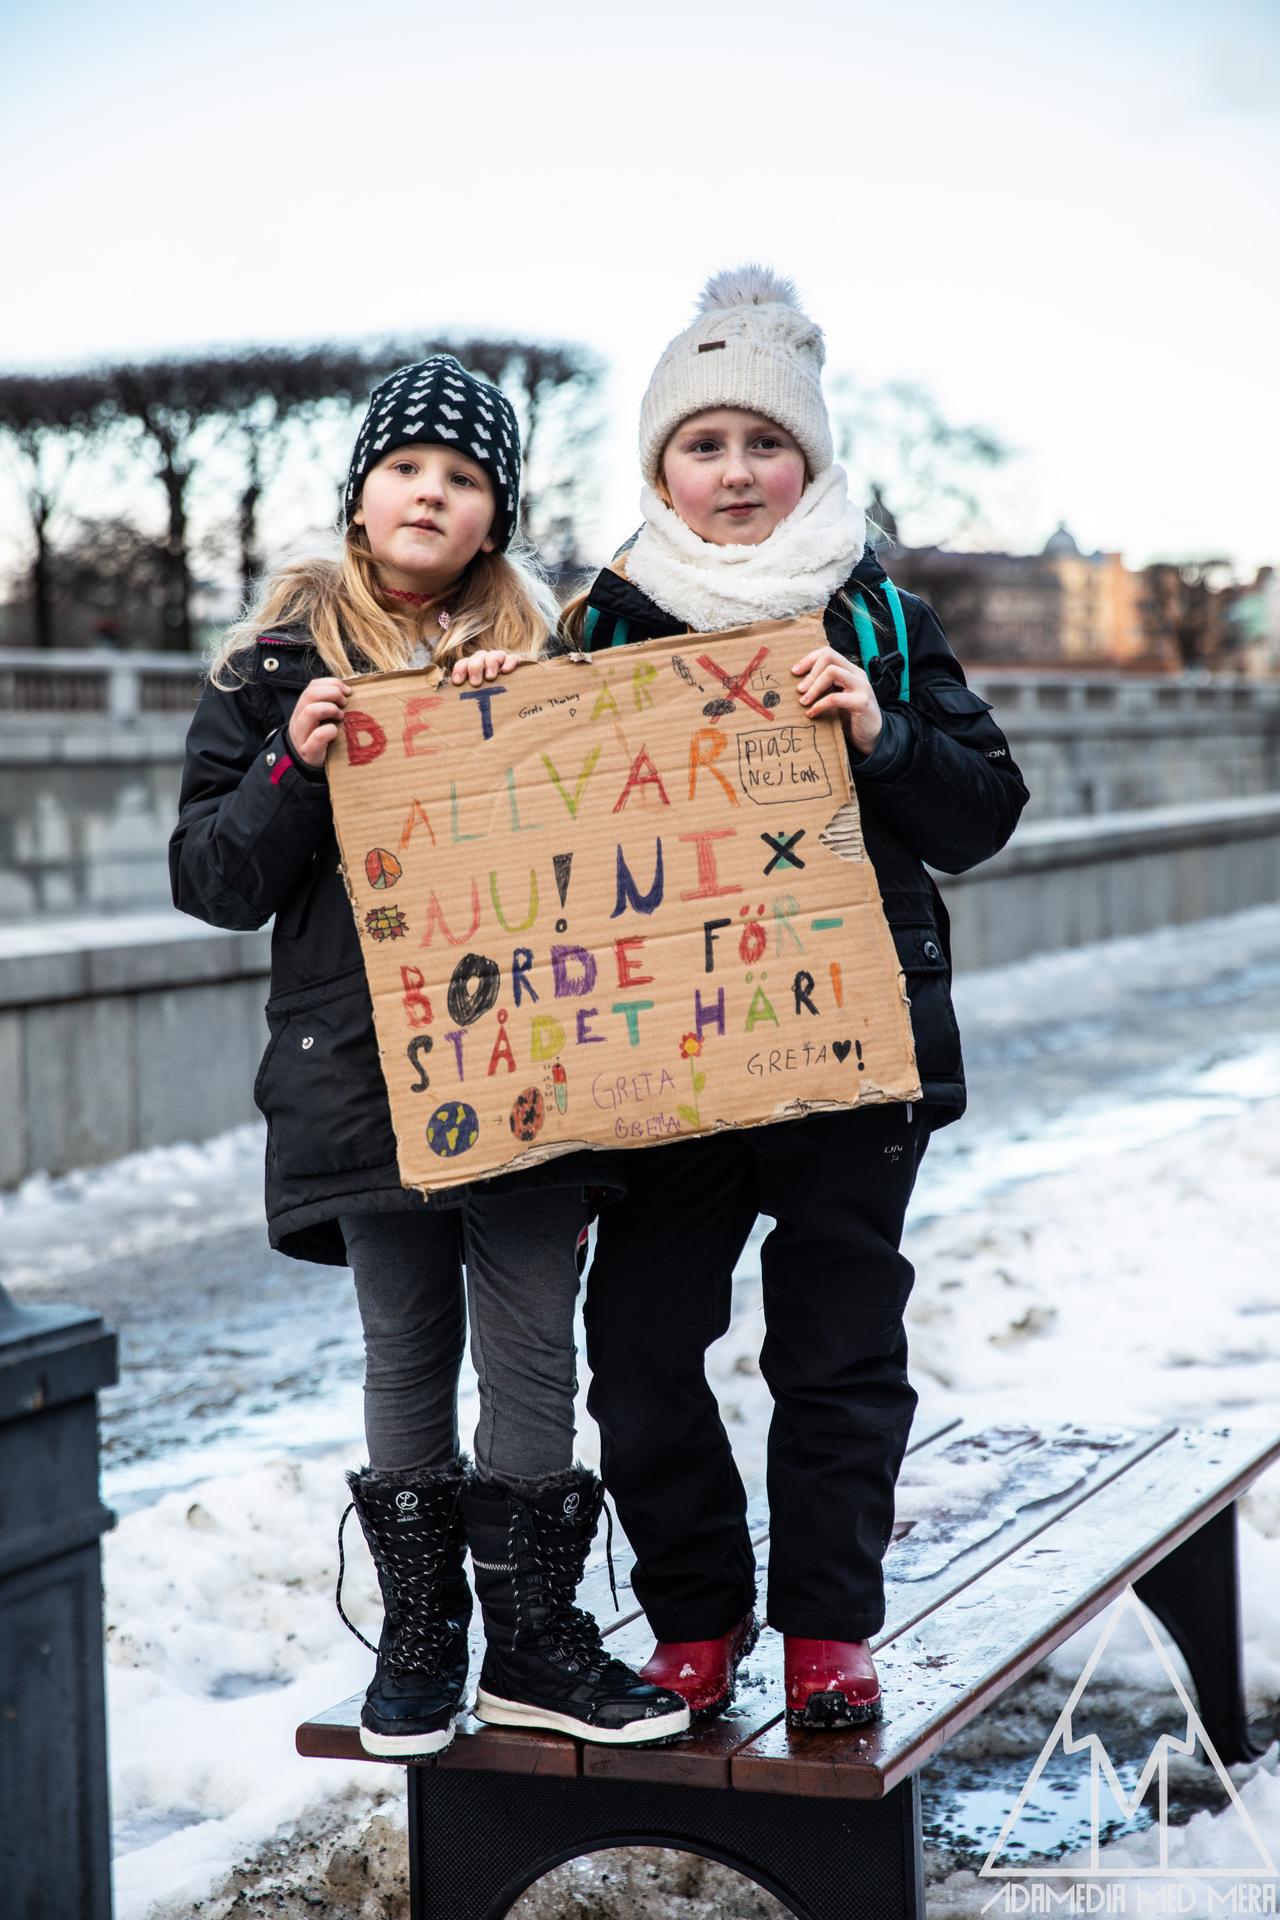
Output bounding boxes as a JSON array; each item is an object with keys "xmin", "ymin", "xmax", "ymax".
[
  {"xmin": 293, "ymin": 1414, "xmax": 1119, "ymax": 1771},
  {"xmin": 295, "ymin": 1689, "xmax": 583, "ymax": 1776},
  {"xmin": 580, "ymin": 1419, "xmax": 1174, "ymax": 1787},
  {"xmin": 575, "ymin": 1409, "xmax": 961, "ymax": 1634},
  {"xmin": 730, "ymin": 1425, "xmax": 1280, "ymax": 1799}
]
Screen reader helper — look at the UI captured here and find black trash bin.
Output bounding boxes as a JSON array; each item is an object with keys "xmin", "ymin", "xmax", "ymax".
[{"xmin": 0, "ymin": 1287, "xmax": 118, "ymax": 1920}]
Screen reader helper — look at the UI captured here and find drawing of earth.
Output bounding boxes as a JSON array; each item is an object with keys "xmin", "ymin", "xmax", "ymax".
[{"xmin": 426, "ymin": 1102, "xmax": 480, "ymax": 1158}]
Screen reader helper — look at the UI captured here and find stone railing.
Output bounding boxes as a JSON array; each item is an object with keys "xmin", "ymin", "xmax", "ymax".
[
  {"xmin": 973, "ymin": 669, "xmax": 1280, "ymax": 721},
  {"xmin": 0, "ymin": 649, "xmax": 204, "ymax": 718},
  {"xmin": 2, "ymin": 652, "xmax": 1276, "ymax": 724},
  {"xmin": 1, "ymin": 656, "xmax": 1278, "ymax": 916},
  {"xmin": 3, "ymin": 793, "xmax": 1279, "ymax": 1184}
]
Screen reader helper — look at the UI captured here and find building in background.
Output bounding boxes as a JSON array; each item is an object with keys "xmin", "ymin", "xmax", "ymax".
[{"xmin": 879, "ymin": 524, "xmax": 1271, "ymax": 675}]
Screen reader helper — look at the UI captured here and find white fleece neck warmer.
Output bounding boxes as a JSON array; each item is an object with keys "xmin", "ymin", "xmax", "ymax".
[{"xmin": 626, "ymin": 464, "xmax": 866, "ymax": 633}]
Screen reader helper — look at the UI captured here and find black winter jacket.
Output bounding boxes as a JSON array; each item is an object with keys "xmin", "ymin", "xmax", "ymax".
[
  {"xmin": 574, "ymin": 545, "xmax": 1030, "ymax": 1129},
  {"xmin": 170, "ymin": 630, "xmax": 607, "ymax": 1267}
]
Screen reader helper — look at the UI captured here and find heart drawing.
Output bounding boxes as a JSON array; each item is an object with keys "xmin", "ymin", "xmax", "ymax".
[{"xmin": 832, "ymin": 1040, "xmax": 852, "ymax": 1063}]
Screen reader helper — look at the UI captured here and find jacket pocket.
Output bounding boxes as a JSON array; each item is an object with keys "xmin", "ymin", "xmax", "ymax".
[
  {"xmin": 254, "ymin": 973, "xmax": 398, "ymax": 1181},
  {"xmin": 891, "ymin": 922, "xmax": 962, "ymax": 1083},
  {"xmin": 919, "ymin": 682, "xmax": 994, "ymax": 716},
  {"xmin": 917, "ymin": 680, "xmax": 1010, "ymax": 759}
]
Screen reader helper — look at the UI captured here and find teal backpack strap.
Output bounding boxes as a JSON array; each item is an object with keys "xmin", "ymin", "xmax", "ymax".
[
  {"xmin": 849, "ymin": 591, "xmax": 880, "ymax": 669},
  {"xmin": 849, "ymin": 580, "xmax": 910, "ymax": 702},
  {"xmin": 882, "ymin": 578, "xmax": 910, "ymax": 703},
  {"xmin": 580, "ymin": 605, "xmax": 630, "ymax": 650}
]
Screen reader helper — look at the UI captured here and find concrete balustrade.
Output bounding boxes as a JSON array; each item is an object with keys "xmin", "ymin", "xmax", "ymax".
[
  {"xmin": 940, "ymin": 794, "xmax": 1280, "ymax": 967},
  {"xmin": 2, "ymin": 793, "xmax": 1279, "ymax": 1186},
  {"xmin": 3, "ymin": 650, "xmax": 1276, "ymax": 724},
  {"xmin": 5, "ymin": 656, "xmax": 1274, "ymax": 917},
  {"xmin": 3, "ymin": 658, "xmax": 1278, "ymax": 917},
  {"xmin": 0, "ymin": 649, "xmax": 203, "ymax": 717},
  {"xmin": 0, "ymin": 915, "xmax": 269, "ymax": 1188}
]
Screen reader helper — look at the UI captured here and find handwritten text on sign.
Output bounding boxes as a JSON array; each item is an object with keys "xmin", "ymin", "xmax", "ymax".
[{"xmin": 326, "ymin": 614, "xmax": 920, "ymax": 1192}]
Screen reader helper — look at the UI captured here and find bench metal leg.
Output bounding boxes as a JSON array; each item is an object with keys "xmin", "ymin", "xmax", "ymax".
[
  {"xmin": 407, "ymin": 1767, "xmax": 925, "ymax": 1920},
  {"xmin": 1134, "ymin": 1499, "xmax": 1266, "ymax": 1765}
]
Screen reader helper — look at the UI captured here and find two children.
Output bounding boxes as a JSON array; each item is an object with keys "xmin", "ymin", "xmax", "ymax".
[
  {"xmin": 172, "ymin": 272, "xmax": 1027, "ymax": 1757},
  {"xmin": 170, "ymin": 355, "xmax": 689, "ymax": 1757}
]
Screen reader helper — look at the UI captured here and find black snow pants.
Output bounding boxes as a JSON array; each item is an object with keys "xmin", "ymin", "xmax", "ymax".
[{"xmin": 585, "ymin": 1101, "xmax": 930, "ymax": 1643}]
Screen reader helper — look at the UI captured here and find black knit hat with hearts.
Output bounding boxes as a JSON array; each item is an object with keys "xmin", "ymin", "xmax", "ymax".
[{"xmin": 344, "ymin": 354, "xmax": 521, "ymax": 549}]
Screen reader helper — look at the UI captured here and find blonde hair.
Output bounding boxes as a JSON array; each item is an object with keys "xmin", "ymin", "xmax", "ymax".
[
  {"xmin": 210, "ymin": 524, "xmax": 559, "ymax": 686},
  {"xmin": 557, "ymin": 584, "xmax": 593, "ymax": 650}
]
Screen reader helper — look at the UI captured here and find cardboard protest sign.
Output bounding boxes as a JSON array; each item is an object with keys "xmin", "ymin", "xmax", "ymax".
[{"xmin": 326, "ymin": 613, "xmax": 921, "ymax": 1193}]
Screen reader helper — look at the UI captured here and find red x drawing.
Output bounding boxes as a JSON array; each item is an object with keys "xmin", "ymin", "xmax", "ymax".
[{"xmin": 695, "ymin": 645, "xmax": 776, "ymax": 721}]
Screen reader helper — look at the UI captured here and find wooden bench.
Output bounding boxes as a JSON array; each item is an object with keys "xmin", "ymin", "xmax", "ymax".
[{"xmin": 298, "ymin": 1416, "xmax": 1279, "ymax": 1919}]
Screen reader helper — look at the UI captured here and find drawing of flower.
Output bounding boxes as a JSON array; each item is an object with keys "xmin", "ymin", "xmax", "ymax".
[{"xmin": 677, "ymin": 1033, "xmax": 707, "ymax": 1131}]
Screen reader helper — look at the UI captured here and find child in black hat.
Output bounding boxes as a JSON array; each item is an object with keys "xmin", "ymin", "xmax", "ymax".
[{"xmin": 172, "ymin": 356, "xmax": 690, "ymax": 1760}]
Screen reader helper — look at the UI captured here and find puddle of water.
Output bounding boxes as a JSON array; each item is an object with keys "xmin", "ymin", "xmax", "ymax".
[
  {"xmin": 921, "ymin": 1703, "xmax": 1265, "ymax": 1872},
  {"xmin": 207, "ymin": 1671, "xmax": 286, "ymax": 1701},
  {"xmin": 923, "ymin": 1748, "xmax": 1155, "ymax": 1862},
  {"xmin": 113, "ymin": 1808, "xmax": 209, "ymax": 1857}
]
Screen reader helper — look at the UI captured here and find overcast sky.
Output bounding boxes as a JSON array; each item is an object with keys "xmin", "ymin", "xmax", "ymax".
[{"xmin": 2, "ymin": 0, "xmax": 1277, "ymax": 577}]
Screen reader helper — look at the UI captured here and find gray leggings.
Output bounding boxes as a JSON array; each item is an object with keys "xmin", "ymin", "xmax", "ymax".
[{"xmin": 339, "ymin": 1187, "xmax": 587, "ymax": 1480}]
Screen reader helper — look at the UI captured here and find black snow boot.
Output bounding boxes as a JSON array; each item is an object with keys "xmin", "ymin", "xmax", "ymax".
[
  {"xmin": 463, "ymin": 1466, "xmax": 690, "ymax": 1746},
  {"xmin": 337, "ymin": 1460, "xmax": 472, "ymax": 1757}
]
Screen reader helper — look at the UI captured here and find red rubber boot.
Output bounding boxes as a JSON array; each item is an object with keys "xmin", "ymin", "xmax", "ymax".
[
  {"xmin": 784, "ymin": 1637, "xmax": 882, "ymax": 1729},
  {"xmin": 638, "ymin": 1612, "xmax": 760, "ymax": 1722}
]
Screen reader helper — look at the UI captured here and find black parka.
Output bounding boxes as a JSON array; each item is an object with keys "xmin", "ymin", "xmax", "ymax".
[
  {"xmin": 171, "ymin": 632, "xmax": 622, "ymax": 1265},
  {"xmin": 574, "ymin": 545, "xmax": 1030, "ymax": 1128},
  {"xmin": 170, "ymin": 629, "xmax": 428, "ymax": 1263}
]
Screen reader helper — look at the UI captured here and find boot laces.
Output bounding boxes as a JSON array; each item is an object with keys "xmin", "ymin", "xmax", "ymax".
[
  {"xmin": 520, "ymin": 1498, "xmax": 629, "ymax": 1678},
  {"xmin": 336, "ymin": 1500, "xmax": 463, "ymax": 1677}
]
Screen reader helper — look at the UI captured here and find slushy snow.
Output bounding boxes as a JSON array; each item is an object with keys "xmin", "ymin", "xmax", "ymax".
[{"xmin": 5, "ymin": 907, "xmax": 1278, "ymax": 1917}]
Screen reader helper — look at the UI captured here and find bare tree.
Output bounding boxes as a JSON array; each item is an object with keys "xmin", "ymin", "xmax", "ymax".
[
  {"xmin": 103, "ymin": 357, "xmax": 249, "ymax": 651},
  {"xmin": 831, "ymin": 378, "xmax": 1010, "ymax": 547},
  {"xmin": 0, "ymin": 332, "xmax": 605, "ymax": 650},
  {"xmin": 51, "ymin": 516, "xmax": 170, "ymax": 650},
  {"xmin": 216, "ymin": 346, "xmax": 376, "ymax": 601},
  {"xmin": 1141, "ymin": 558, "xmax": 1234, "ymax": 671},
  {"xmin": 0, "ymin": 372, "xmax": 106, "ymax": 647}
]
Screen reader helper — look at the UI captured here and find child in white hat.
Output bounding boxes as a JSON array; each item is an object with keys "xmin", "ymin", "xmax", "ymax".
[{"xmin": 567, "ymin": 267, "xmax": 1030, "ymax": 1729}]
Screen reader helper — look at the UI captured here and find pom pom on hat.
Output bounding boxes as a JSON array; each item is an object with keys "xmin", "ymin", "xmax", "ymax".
[
  {"xmin": 696, "ymin": 264, "xmax": 801, "ymax": 313},
  {"xmin": 638, "ymin": 264, "xmax": 834, "ymax": 486}
]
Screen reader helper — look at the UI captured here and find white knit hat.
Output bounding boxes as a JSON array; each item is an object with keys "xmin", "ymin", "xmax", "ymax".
[{"xmin": 638, "ymin": 266, "xmax": 834, "ymax": 486}]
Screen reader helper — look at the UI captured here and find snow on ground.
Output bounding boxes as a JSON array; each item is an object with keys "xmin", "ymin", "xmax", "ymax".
[
  {"xmin": 106, "ymin": 1095, "xmax": 1280, "ymax": 1917},
  {"xmin": 7, "ymin": 906, "xmax": 1280, "ymax": 1916},
  {"xmin": 0, "ymin": 1122, "xmax": 265, "ymax": 1292}
]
